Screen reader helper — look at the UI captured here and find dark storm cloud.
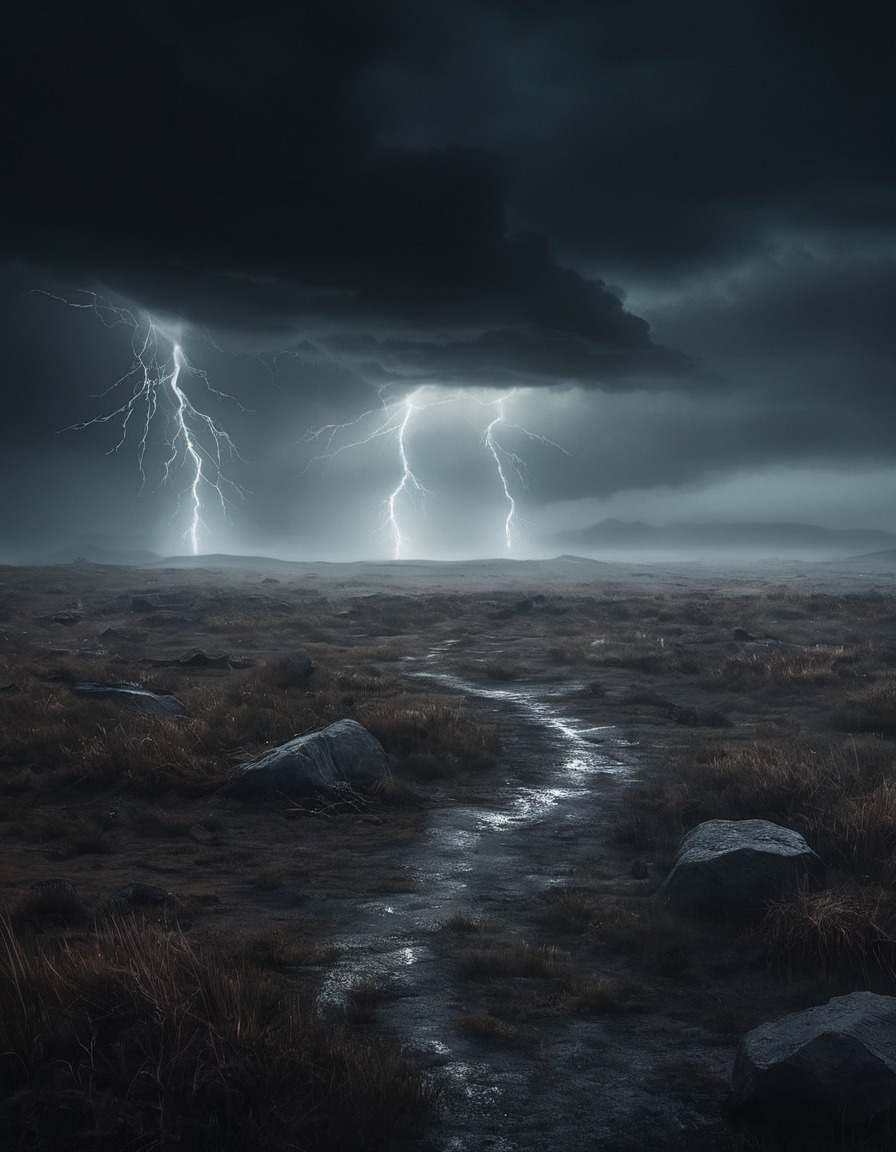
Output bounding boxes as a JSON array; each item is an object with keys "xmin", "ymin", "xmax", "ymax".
[
  {"xmin": 323, "ymin": 325, "xmax": 705, "ymax": 391},
  {"xmin": 1, "ymin": 0, "xmax": 713, "ymax": 393},
  {"xmin": 374, "ymin": 0, "xmax": 895, "ymax": 277},
  {"xmin": 2, "ymin": 0, "xmax": 895, "ymax": 560}
]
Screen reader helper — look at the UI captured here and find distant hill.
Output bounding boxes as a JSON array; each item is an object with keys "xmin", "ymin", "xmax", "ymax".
[
  {"xmin": 37, "ymin": 544, "xmax": 162, "ymax": 566},
  {"xmin": 554, "ymin": 520, "xmax": 896, "ymax": 558}
]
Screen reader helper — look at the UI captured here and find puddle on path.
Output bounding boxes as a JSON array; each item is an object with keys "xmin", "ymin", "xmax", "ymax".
[{"xmin": 311, "ymin": 652, "xmax": 725, "ymax": 1150}]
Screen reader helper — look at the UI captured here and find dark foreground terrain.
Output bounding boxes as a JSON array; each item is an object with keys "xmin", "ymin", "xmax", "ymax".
[{"xmin": 2, "ymin": 555, "xmax": 896, "ymax": 1150}]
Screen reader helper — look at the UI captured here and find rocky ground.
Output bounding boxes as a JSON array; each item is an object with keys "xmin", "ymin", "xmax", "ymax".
[{"xmin": 1, "ymin": 554, "xmax": 895, "ymax": 1150}]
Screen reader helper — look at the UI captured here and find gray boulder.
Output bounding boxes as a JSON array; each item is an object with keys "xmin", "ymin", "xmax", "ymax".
[
  {"xmin": 231, "ymin": 719, "xmax": 388, "ymax": 797},
  {"xmin": 659, "ymin": 818, "xmax": 817, "ymax": 912},
  {"xmin": 732, "ymin": 991, "xmax": 896, "ymax": 1125}
]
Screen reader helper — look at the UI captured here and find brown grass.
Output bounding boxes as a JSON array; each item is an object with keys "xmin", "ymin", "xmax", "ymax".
[
  {"xmin": 539, "ymin": 888, "xmax": 599, "ymax": 932},
  {"xmin": 459, "ymin": 942, "xmax": 564, "ymax": 980},
  {"xmin": 834, "ymin": 678, "xmax": 896, "ymax": 737},
  {"xmin": 0, "ymin": 914, "xmax": 434, "ymax": 1151},
  {"xmin": 570, "ymin": 975, "xmax": 623, "ymax": 1014},
  {"xmin": 616, "ymin": 737, "xmax": 896, "ymax": 882},
  {"xmin": 0, "ymin": 657, "xmax": 500, "ymax": 801},
  {"xmin": 761, "ymin": 883, "xmax": 896, "ymax": 986},
  {"xmin": 714, "ymin": 646, "xmax": 860, "ymax": 688},
  {"xmin": 346, "ymin": 979, "xmax": 380, "ymax": 1023},
  {"xmin": 455, "ymin": 1013, "xmax": 540, "ymax": 1047},
  {"xmin": 438, "ymin": 913, "xmax": 501, "ymax": 933}
]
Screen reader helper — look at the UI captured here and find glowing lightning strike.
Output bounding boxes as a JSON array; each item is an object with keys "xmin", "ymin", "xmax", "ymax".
[
  {"xmin": 479, "ymin": 390, "xmax": 570, "ymax": 550},
  {"xmin": 386, "ymin": 397, "xmax": 429, "ymax": 558},
  {"xmin": 305, "ymin": 386, "xmax": 456, "ymax": 559},
  {"xmin": 306, "ymin": 383, "xmax": 570, "ymax": 557},
  {"xmin": 35, "ymin": 290, "xmax": 246, "ymax": 554},
  {"xmin": 483, "ymin": 400, "xmax": 519, "ymax": 549}
]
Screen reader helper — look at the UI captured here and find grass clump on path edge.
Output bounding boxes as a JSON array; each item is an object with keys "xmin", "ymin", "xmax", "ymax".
[{"xmin": 0, "ymin": 913, "xmax": 437, "ymax": 1152}]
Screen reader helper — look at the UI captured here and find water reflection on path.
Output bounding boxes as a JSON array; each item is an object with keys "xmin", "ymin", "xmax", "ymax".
[{"xmin": 313, "ymin": 652, "xmax": 639, "ymax": 1149}]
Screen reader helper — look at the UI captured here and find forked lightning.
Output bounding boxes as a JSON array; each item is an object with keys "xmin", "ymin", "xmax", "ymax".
[
  {"xmin": 35, "ymin": 291, "xmax": 245, "ymax": 554},
  {"xmin": 306, "ymin": 385, "xmax": 568, "ymax": 557}
]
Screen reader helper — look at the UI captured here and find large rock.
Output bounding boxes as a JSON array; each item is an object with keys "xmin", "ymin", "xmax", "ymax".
[
  {"xmin": 659, "ymin": 818, "xmax": 817, "ymax": 912},
  {"xmin": 231, "ymin": 719, "xmax": 388, "ymax": 797},
  {"xmin": 732, "ymin": 992, "xmax": 896, "ymax": 1125}
]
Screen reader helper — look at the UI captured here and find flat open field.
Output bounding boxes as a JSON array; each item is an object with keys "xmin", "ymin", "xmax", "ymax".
[{"xmin": 2, "ymin": 554, "xmax": 896, "ymax": 1151}]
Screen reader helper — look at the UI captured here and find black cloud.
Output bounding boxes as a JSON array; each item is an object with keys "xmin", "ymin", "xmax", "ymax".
[{"xmin": 1, "ymin": 0, "xmax": 709, "ymax": 392}]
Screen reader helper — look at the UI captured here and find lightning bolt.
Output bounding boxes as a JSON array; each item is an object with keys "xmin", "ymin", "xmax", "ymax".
[
  {"xmin": 483, "ymin": 400, "xmax": 520, "ymax": 549},
  {"xmin": 479, "ymin": 391, "xmax": 570, "ymax": 550},
  {"xmin": 305, "ymin": 386, "xmax": 452, "ymax": 559},
  {"xmin": 34, "ymin": 290, "xmax": 246, "ymax": 555},
  {"xmin": 306, "ymin": 384, "xmax": 569, "ymax": 557},
  {"xmin": 386, "ymin": 396, "xmax": 429, "ymax": 558}
]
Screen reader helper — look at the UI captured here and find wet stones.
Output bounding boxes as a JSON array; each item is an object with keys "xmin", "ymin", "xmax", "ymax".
[
  {"xmin": 659, "ymin": 818, "xmax": 818, "ymax": 913},
  {"xmin": 231, "ymin": 718, "xmax": 388, "ymax": 797},
  {"xmin": 732, "ymin": 992, "xmax": 896, "ymax": 1125},
  {"xmin": 73, "ymin": 681, "xmax": 190, "ymax": 717}
]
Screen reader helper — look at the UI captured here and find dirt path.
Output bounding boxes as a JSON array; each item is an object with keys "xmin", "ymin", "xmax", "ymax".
[{"xmin": 307, "ymin": 647, "xmax": 735, "ymax": 1151}]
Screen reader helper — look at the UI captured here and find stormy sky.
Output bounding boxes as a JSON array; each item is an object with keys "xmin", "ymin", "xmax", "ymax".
[{"xmin": 1, "ymin": 1, "xmax": 894, "ymax": 561}]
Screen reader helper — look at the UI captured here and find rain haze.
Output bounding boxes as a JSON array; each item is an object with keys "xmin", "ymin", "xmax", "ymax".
[{"xmin": 2, "ymin": 1, "xmax": 894, "ymax": 563}]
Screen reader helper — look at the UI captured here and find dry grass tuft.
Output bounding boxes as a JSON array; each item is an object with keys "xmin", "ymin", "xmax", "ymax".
[
  {"xmin": 0, "ymin": 913, "xmax": 432, "ymax": 1151},
  {"xmin": 369, "ymin": 773, "xmax": 423, "ymax": 808},
  {"xmin": 439, "ymin": 913, "xmax": 501, "ymax": 933},
  {"xmin": 455, "ymin": 1013, "xmax": 540, "ymax": 1046},
  {"xmin": 540, "ymin": 888, "xmax": 599, "ymax": 932},
  {"xmin": 714, "ymin": 646, "xmax": 860, "ymax": 688},
  {"xmin": 571, "ymin": 975, "xmax": 623, "ymax": 1014},
  {"xmin": 834, "ymin": 678, "xmax": 896, "ymax": 737},
  {"xmin": 459, "ymin": 942, "xmax": 564, "ymax": 980},
  {"xmin": 761, "ymin": 883, "xmax": 896, "ymax": 985},
  {"xmin": 346, "ymin": 979, "xmax": 380, "ymax": 1023},
  {"xmin": 231, "ymin": 926, "xmax": 340, "ymax": 970}
]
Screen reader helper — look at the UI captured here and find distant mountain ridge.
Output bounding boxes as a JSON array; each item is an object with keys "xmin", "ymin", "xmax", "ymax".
[
  {"xmin": 38, "ymin": 544, "xmax": 163, "ymax": 566},
  {"xmin": 555, "ymin": 520, "xmax": 896, "ymax": 557}
]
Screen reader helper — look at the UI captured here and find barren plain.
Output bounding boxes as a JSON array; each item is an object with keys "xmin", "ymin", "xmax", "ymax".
[{"xmin": 2, "ymin": 553, "xmax": 896, "ymax": 1151}]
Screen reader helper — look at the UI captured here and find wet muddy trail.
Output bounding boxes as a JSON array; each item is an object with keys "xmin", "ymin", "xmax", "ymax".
[{"xmin": 311, "ymin": 647, "xmax": 734, "ymax": 1151}]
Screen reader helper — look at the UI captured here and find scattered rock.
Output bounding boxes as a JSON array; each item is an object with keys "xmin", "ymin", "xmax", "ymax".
[
  {"xmin": 732, "ymin": 991, "xmax": 896, "ymax": 1125},
  {"xmin": 231, "ymin": 718, "xmax": 388, "ymax": 797},
  {"xmin": 670, "ymin": 704, "xmax": 733, "ymax": 728},
  {"xmin": 23, "ymin": 878, "xmax": 86, "ymax": 920},
  {"xmin": 0, "ymin": 683, "xmax": 21, "ymax": 695},
  {"xmin": 262, "ymin": 576, "xmax": 280, "ymax": 584},
  {"xmin": 103, "ymin": 882, "xmax": 176, "ymax": 914},
  {"xmin": 270, "ymin": 651, "xmax": 315, "ymax": 684},
  {"xmin": 73, "ymin": 682, "xmax": 189, "ymax": 717},
  {"xmin": 659, "ymin": 819, "xmax": 818, "ymax": 913},
  {"xmin": 175, "ymin": 649, "xmax": 232, "ymax": 669},
  {"xmin": 130, "ymin": 596, "xmax": 163, "ymax": 613},
  {"xmin": 30, "ymin": 878, "xmax": 80, "ymax": 899},
  {"xmin": 51, "ymin": 609, "xmax": 83, "ymax": 626},
  {"xmin": 733, "ymin": 627, "xmax": 752, "ymax": 642}
]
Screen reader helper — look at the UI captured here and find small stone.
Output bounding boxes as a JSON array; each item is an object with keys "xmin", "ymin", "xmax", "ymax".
[{"xmin": 103, "ymin": 882, "xmax": 175, "ymax": 913}]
